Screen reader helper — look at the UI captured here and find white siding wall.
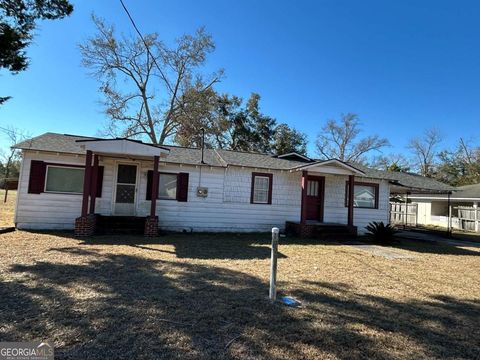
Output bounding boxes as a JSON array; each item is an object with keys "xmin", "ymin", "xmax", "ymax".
[
  {"xmin": 137, "ymin": 163, "xmax": 302, "ymax": 232},
  {"xmin": 16, "ymin": 151, "xmax": 85, "ymax": 229},
  {"xmin": 16, "ymin": 151, "xmax": 390, "ymax": 233},
  {"xmin": 320, "ymin": 174, "xmax": 390, "ymax": 234}
]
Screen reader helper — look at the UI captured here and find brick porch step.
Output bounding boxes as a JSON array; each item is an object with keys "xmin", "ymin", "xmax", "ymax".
[
  {"xmin": 285, "ymin": 221, "xmax": 357, "ymax": 239},
  {"xmin": 96, "ymin": 215, "xmax": 147, "ymax": 235}
]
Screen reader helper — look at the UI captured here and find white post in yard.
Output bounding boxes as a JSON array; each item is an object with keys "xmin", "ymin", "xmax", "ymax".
[{"xmin": 270, "ymin": 227, "xmax": 279, "ymax": 301}]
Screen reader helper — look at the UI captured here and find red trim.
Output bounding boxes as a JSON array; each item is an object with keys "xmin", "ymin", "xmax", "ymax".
[
  {"xmin": 146, "ymin": 170, "xmax": 153, "ymax": 200},
  {"xmin": 147, "ymin": 171, "xmax": 175, "ymax": 200},
  {"xmin": 81, "ymin": 150, "xmax": 92, "ymax": 217},
  {"xmin": 29, "ymin": 160, "xmax": 104, "ymax": 196},
  {"xmin": 150, "ymin": 156, "xmax": 159, "ymax": 216},
  {"xmin": 348, "ymin": 175, "xmax": 355, "ymax": 226},
  {"xmin": 302, "ymin": 174, "xmax": 325, "ymax": 222},
  {"xmin": 28, "ymin": 160, "xmax": 46, "ymax": 194},
  {"xmin": 345, "ymin": 180, "xmax": 379, "ymax": 209},
  {"xmin": 89, "ymin": 155, "xmax": 99, "ymax": 214},
  {"xmin": 250, "ymin": 172, "xmax": 273, "ymax": 204},
  {"xmin": 176, "ymin": 173, "xmax": 189, "ymax": 202},
  {"xmin": 95, "ymin": 167, "xmax": 104, "ymax": 198},
  {"xmin": 300, "ymin": 171, "xmax": 307, "ymax": 224}
]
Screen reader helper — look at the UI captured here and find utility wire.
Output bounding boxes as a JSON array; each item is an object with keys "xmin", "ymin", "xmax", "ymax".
[
  {"xmin": 118, "ymin": 0, "xmax": 220, "ymax": 150},
  {"xmin": 118, "ymin": 0, "xmax": 174, "ymax": 95}
]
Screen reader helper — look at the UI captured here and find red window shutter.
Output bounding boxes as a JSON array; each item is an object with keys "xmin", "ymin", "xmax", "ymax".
[
  {"xmin": 146, "ymin": 170, "xmax": 153, "ymax": 200},
  {"xmin": 95, "ymin": 166, "xmax": 104, "ymax": 198},
  {"xmin": 28, "ymin": 160, "xmax": 46, "ymax": 194},
  {"xmin": 176, "ymin": 173, "xmax": 189, "ymax": 202}
]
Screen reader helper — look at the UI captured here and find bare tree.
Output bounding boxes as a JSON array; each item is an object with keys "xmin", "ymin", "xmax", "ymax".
[
  {"xmin": 371, "ymin": 153, "xmax": 411, "ymax": 172},
  {"xmin": 436, "ymin": 137, "xmax": 480, "ymax": 185},
  {"xmin": 0, "ymin": 126, "xmax": 28, "ymax": 201},
  {"xmin": 315, "ymin": 113, "xmax": 389, "ymax": 163},
  {"xmin": 407, "ymin": 128, "xmax": 442, "ymax": 177},
  {"xmin": 79, "ymin": 15, "xmax": 223, "ymax": 144}
]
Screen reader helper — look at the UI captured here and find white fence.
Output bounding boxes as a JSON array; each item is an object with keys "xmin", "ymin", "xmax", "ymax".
[
  {"xmin": 390, "ymin": 203, "xmax": 418, "ymax": 226},
  {"xmin": 457, "ymin": 206, "xmax": 480, "ymax": 232}
]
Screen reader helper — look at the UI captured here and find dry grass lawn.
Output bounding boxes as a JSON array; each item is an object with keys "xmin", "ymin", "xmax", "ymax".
[
  {"xmin": 0, "ymin": 189, "xmax": 16, "ymax": 227},
  {"xmin": 0, "ymin": 231, "xmax": 479, "ymax": 359}
]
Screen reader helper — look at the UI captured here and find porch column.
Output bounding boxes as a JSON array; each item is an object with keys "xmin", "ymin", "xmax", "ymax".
[
  {"xmin": 89, "ymin": 154, "xmax": 99, "ymax": 215},
  {"xmin": 348, "ymin": 175, "xmax": 355, "ymax": 227},
  {"xmin": 81, "ymin": 150, "xmax": 93, "ymax": 217},
  {"xmin": 300, "ymin": 171, "xmax": 308, "ymax": 224},
  {"xmin": 150, "ymin": 155, "xmax": 160, "ymax": 217}
]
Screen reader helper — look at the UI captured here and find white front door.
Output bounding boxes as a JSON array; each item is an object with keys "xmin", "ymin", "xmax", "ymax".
[{"xmin": 114, "ymin": 164, "xmax": 138, "ymax": 216}]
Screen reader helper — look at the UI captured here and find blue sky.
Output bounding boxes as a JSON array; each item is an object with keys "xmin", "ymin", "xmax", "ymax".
[{"xmin": 1, "ymin": 0, "xmax": 479, "ymax": 157}]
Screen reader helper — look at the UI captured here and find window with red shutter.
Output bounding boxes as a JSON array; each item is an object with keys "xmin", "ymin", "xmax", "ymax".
[
  {"xmin": 146, "ymin": 171, "xmax": 189, "ymax": 202},
  {"xmin": 146, "ymin": 170, "xmax": 153, "ymax": 200},
  {"xmin": 28, "ymin": 160, "xmax": 46, "ymax": 194},
  {"xmin": 176, "ymin": 173, "xmax": 189, "ymax": 202},
  {"xmin": 95, "ymin": 166, "xmax": 104, "ymax": 198}
]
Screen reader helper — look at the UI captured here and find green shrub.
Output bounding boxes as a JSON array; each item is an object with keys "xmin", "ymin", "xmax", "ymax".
[{"xmin": 365, "ymin": 221, "xmax": 398, "ymax": 243}]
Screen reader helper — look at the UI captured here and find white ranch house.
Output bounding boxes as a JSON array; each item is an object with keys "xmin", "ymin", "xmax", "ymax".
[{"xmin": 12, "ymin": 133, "xmax": 452, "ymax": 237}]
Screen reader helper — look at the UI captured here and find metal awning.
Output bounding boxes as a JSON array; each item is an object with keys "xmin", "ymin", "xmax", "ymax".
[{"xmin": 76, "ymin": 138, "xmax": 170, "ymax": 158}]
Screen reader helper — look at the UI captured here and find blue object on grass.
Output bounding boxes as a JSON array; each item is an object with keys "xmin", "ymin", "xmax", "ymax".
[{"xmin": 280, "ymin": 296, "xmax": 301, "ymax": 307}]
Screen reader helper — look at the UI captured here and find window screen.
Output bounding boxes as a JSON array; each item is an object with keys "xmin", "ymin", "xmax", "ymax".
[
  {"xmin": 158, "ymin": 174, "xmax": 177, "ymax": 199},
  {"xmin": 45, "ymin": 166, "xmax": 84, "ymax": 193}
]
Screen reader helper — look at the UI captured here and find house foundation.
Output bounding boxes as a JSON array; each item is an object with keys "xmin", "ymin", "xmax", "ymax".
[
  {"xmin": 286, "ymin": 221, "xmax": 357, "ymax": 239},
  {"xmin": 144, "ymin": 216, "xmax": 159, "ymax": 237}
]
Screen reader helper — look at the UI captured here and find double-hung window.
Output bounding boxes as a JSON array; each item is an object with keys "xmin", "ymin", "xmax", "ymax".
[{"xmin": 251, "ymin": 173, "xmax": 273, "ymax": 204}]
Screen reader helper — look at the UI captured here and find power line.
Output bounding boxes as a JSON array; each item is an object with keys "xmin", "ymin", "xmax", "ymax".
[{"xmin": 118, "ymin": 0, "xmax": 174, "ymax": 94}]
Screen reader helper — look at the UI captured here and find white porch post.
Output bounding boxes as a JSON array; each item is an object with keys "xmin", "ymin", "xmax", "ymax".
[{"xmin": 474, "ymin": 202, "xmax": 479, "ymax": 233}]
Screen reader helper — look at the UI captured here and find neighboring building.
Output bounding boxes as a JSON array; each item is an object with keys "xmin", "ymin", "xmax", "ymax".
[
  {"xmin": 408, "ymin": 183, "xmax": 480, "ymax": 232},
  {"xmin": 12, "ymin": 132, "xmax": 452, "ymax": 237}
]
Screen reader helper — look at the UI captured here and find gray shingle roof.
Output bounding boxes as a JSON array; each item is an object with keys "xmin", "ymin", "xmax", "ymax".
[
  {"xmin": 453, "ymin": 183, "xmax": 480, "ymax": 198},
  {"xmin": 14, "ymin": 132, "xmax": 454, "ymax": 192},
  {"xmin": 14, "ymin": 133, "xmax": 92, "ymax": 154},
  {"xmin": 13, "ymin": 132, "xmax": 301, "ymax": 169},
  {"xmin": 351, "ymin": 163, "xmax": 455, "ymax": 192},
  {"xmin": 215, "ymin": 149, "xmax": 305, "ymax": 170}
]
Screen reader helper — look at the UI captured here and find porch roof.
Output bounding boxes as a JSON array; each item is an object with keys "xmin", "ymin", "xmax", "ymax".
[
  {"xmin": 76, "ymin": 138, "xmax": 170, "ymax": 158},
  {"xmin": 291, "ymin": 159, "xmax": 366, "ymax": 176}
]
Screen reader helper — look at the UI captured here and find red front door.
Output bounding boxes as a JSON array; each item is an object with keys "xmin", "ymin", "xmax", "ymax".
[{"xmin": 305, "ymin": 176, "xmax": 324, "ymax": 221}]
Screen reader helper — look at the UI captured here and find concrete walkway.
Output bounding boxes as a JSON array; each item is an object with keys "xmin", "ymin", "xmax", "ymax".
[
  {"xmin": 350, "ymin": 243, "xmax": 415, "ymax": 259},
  {"xmin": 396, "ymin": 230, "xmax": 480, "ymax": 248}
]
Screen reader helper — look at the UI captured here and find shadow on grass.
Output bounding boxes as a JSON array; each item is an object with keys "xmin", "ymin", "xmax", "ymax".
[
  {"xmin": 79, "ymin": 232, "xmax": 289, "ymax": 260},
  {"xmin": 22, "ymin": 230, "xmax": 286, "ymax": 260},
  {"xmin": 1, "ymin": 246, "xmax": 479, "ymax": 359},
  {"xmin": 362, "ymin": 236, "xmax": 480, "ymax": 256},
  {"xmin": 22, "ymin": 229, "xmax": 480, "ymax": 258}
]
